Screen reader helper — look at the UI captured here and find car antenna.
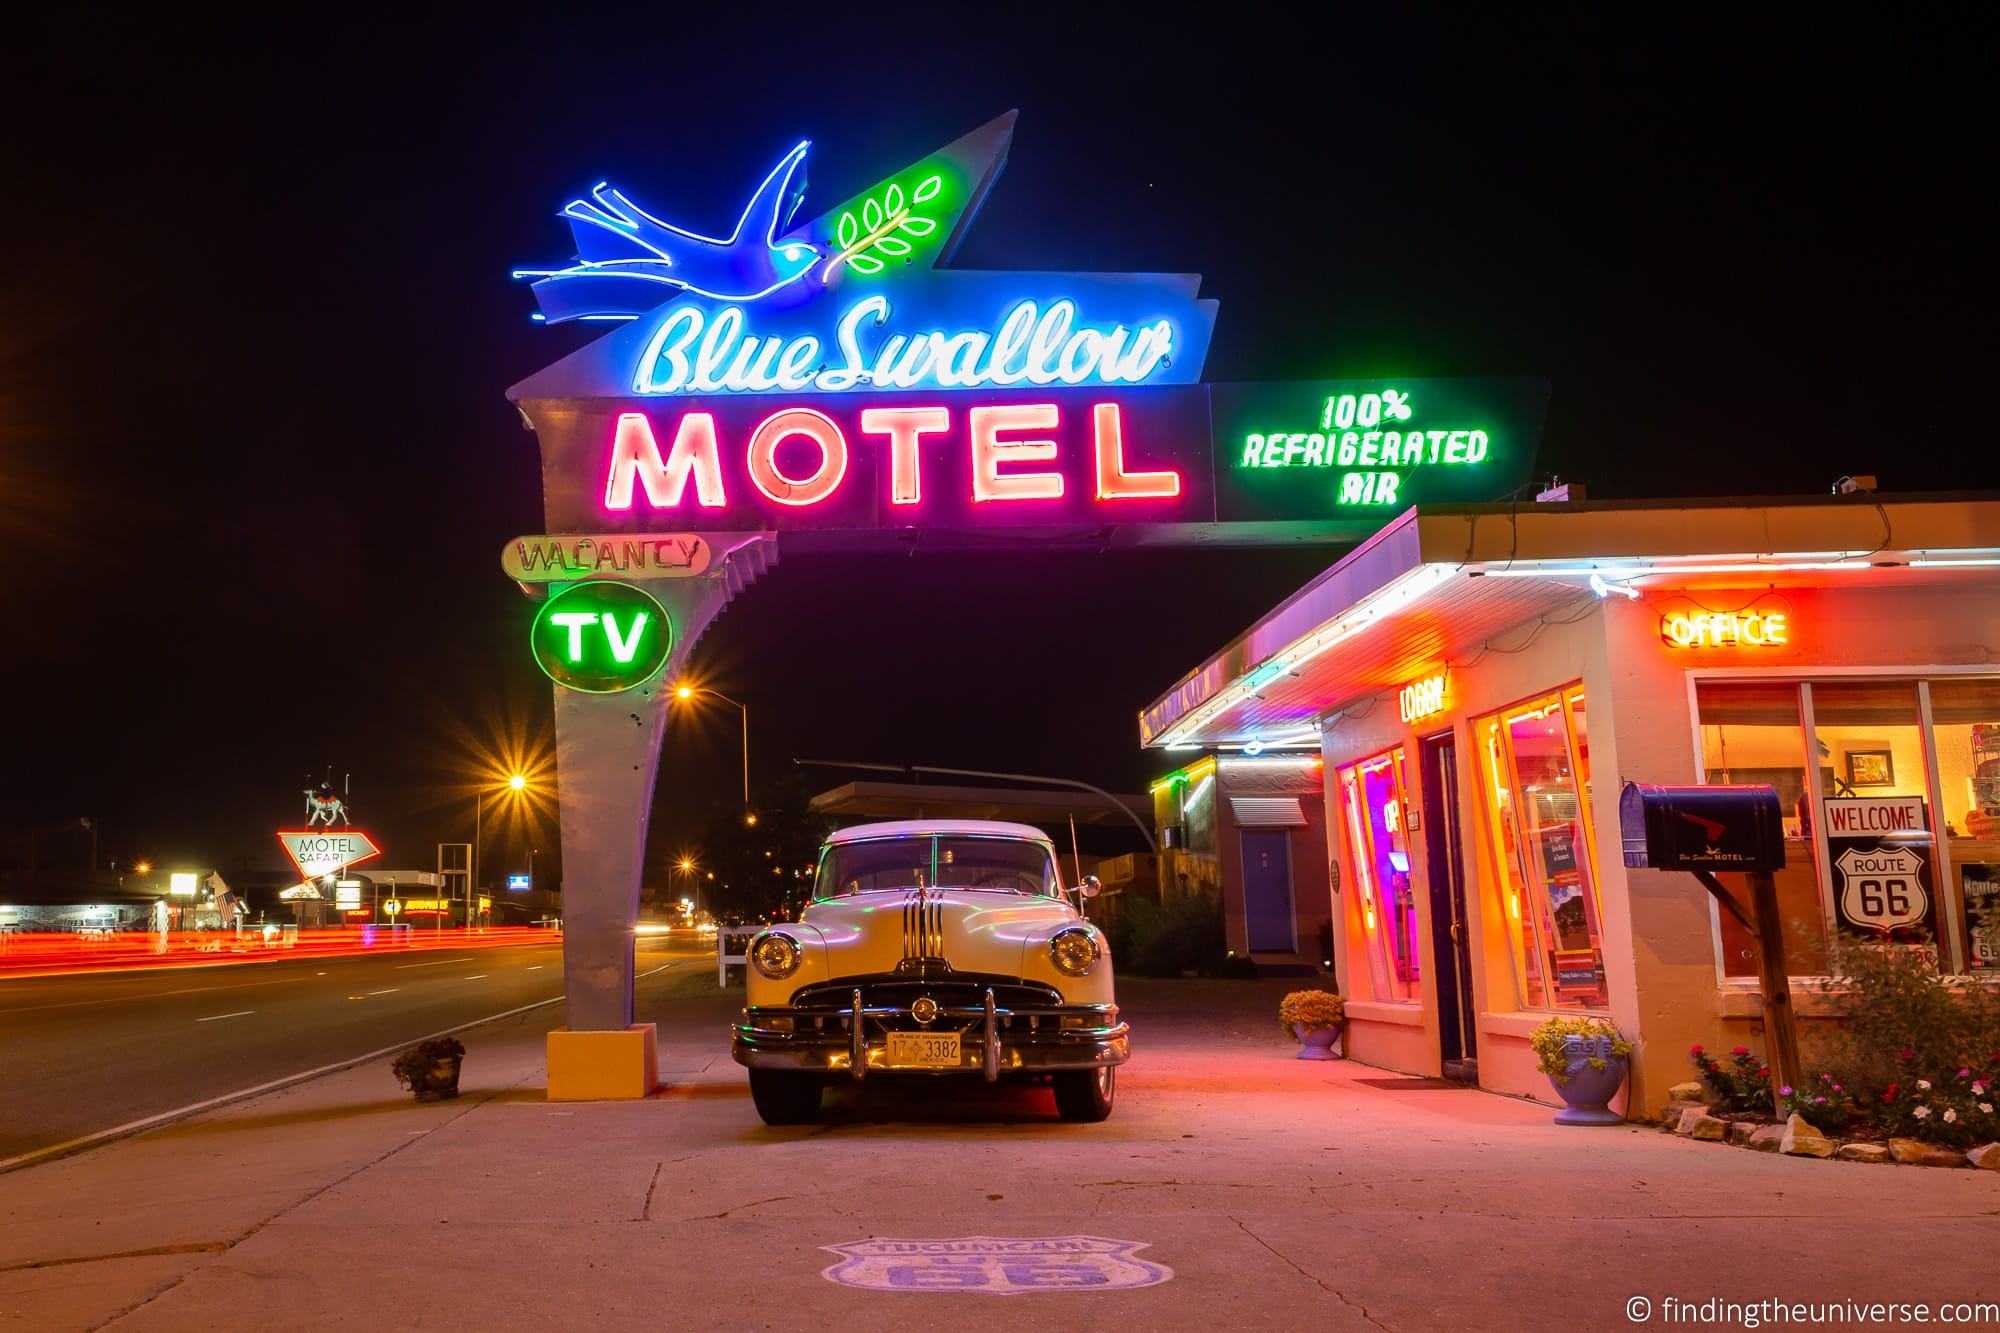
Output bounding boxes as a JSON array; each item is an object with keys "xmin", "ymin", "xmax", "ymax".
[{"xmin": 1068, "ymin": 814, "xmax": 1083, "ymax": 899}]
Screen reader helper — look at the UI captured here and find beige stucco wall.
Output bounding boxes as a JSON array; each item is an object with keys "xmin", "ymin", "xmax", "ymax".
[{"xmin": 1316, "ymin": 573, "xmax": 2000, "ymax": 1119}]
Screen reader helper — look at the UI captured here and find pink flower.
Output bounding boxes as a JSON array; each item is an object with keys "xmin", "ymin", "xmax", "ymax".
[
  {"xmin": 1732, "ymin": 1045, "xmax": 1750, "ymax": 1056},
  {"xmin": 1689, "ymin": 1045, "xmax": 1705, "ymax": 1056}
]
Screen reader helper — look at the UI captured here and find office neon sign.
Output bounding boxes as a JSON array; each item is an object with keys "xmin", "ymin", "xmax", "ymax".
[{"xmin": 1660, "ymin": 609, "xmax": 1791, "ymax": 649}]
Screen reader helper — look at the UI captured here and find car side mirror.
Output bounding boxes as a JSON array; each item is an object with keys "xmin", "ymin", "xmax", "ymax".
[{"xmin": 1076, "ymin": 875, "xmax": 1102, "ymax": 899}]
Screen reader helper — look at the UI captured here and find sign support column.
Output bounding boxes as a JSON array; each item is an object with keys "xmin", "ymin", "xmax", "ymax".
[{"xmin": 532, "ymin": 532, "xmax": 776, "ymax": 1098}]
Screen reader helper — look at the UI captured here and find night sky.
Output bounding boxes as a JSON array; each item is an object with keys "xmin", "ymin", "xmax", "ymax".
[{"xmin": 3, "ymin": 13, "xmax": 1982, "ymax": 888}]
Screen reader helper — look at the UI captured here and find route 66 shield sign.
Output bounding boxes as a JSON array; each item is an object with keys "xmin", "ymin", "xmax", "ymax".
[
  {"xmin": 1834, "ymin": 842, "xmax": 1932, "ymax": 933},
  {"xmin": 821, "ymin": 1235, "xmax": 1172, "ymax": 1294}
]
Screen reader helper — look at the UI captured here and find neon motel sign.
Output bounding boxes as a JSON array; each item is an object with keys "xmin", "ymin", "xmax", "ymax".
[{"xmin": 507, "ymin": 116, "xmax": 1553, "ymax": 696}]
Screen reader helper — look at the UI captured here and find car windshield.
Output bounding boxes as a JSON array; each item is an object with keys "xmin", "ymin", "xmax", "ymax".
[{"xmin": 814, "ymin": 835, "xmax": 1061, "ymax": 898}]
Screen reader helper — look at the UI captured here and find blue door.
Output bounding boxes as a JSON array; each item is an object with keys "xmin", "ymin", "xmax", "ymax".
[{"xmin": 1242, "ymin": 830, "xmax": 1296, "ymax": 952}]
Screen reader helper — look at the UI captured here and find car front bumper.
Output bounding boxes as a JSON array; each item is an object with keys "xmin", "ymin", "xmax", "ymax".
[{"xmin": 732, "ymin": 986, "xmax": 1128, "ymax": 1080}]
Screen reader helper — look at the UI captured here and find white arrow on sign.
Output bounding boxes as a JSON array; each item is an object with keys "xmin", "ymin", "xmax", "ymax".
[
  {"xmin": 277, "ymin": 830, "xmax": 382, "ymax": 882},
  {"xmin": 1835, "ymin": 844, "xmax": 1929, "ymax": 931}
]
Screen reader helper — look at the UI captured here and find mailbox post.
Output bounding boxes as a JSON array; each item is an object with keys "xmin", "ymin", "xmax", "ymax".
[{"xmin": 1619, "ymin": 782, "xmax": 1802, "ymax": 1097}]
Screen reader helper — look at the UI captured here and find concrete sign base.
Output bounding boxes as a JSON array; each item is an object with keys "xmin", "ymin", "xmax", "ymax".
[{"xmin": 547, "ymin": 1023, "xmax": 659, "ymax": 1101}]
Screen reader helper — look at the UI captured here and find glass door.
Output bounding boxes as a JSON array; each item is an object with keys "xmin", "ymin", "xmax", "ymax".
[{"xmin": 1339, "ymin": 747, "xmax": 1420, "ymax": 1002}]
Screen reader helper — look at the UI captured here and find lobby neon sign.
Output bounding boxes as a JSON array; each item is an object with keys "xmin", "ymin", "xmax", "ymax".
[{"xmin": 1398, "ymin": 672, "xmax": 1448, "ymax": 725}]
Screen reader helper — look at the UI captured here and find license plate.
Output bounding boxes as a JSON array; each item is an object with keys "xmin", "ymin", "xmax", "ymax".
[{"xmin": 887, "ymin": 1031, "xmax": 961, "ymax": 1068}]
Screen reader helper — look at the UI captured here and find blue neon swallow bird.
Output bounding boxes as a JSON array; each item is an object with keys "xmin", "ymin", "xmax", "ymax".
[{"xmin": 515, "ymin": 141, "xmax": 821, "ymax": 323}]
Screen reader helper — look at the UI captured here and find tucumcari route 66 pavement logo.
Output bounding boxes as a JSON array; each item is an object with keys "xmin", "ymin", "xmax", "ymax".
[{"xmin": 821, "ymin": 1235, "xmax": 1172, "ymax": 1294}]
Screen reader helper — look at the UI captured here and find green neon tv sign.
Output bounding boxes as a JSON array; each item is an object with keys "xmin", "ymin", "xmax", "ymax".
[{"xmin": 530, "ymin": 581, "xmax": 673, "ymax": 693}]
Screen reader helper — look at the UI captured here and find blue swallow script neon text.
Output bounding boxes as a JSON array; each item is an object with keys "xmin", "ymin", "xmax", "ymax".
[{"xmin": 631, "ymin": 295, "xmax": 1176, "ymax": 395}]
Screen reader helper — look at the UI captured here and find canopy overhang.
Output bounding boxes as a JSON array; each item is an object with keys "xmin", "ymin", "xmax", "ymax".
[{"xmin": 1140, "ymin": 493, "xmax": 2000, "ymax": 750}]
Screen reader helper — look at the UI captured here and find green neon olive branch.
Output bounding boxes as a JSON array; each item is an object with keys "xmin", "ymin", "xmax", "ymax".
[{"xmin": 827, "ymin": 173, "xmax": 943, "ymax": 279}]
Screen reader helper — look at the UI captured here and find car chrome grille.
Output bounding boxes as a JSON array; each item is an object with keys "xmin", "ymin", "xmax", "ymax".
[
  {"xmin": 899, "ymin": 886, "xmax": 944, "ymax": 964},
  {"xmin": 791, "ymin": 975, "xmax": 1064, "ymax": 1015}
]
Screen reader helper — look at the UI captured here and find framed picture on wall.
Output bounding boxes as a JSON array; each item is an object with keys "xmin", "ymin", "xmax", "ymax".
[{"xmin": 1846, "ymin": 749, "xmax": 1895, "ymax": 787}]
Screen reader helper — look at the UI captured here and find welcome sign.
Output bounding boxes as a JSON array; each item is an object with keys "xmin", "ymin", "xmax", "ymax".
[{"xmin": 509, "ymin": 114, "xmax": 1544, "ymax": 547}]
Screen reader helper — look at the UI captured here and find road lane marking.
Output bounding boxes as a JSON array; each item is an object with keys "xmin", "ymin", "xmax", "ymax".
[
  {"xmin": 366, "ymin": 989, "xmax": 399, "ymax": 996},
  {"xmin": 464, "ymin": 975, "xmax": 487, "ymax": 981},
  {"xmin": 196, "ymin": 1011, "xmax": 255, "ymax": 1023},
  {"xmin": 525, "ymin": 965, "xmax": 544, "ymax": 971},
  {"xmin": 397, "ymin": 960, "xmax": 449, "ymax": 969},
  {"xmin": 0, "ymin": 956, "xmax": 688, "ymax": 1178}
]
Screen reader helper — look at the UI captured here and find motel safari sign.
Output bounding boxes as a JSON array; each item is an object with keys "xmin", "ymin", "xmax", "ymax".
[{"xmin": 507, "ymin": 113, "xmax": 1547, "ymax": 556}]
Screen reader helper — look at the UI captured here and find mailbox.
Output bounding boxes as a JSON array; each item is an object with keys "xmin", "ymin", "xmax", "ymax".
[{"xmin": 1619, "ymin": 782, "xmax": 1786, "ymax": 872}]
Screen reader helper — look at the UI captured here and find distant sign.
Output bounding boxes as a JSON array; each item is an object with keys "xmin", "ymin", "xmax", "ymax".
[
  {"xmin": 168, "ymin": 872, "xmax": 199, "ymax": 897},
  {"xmin": 277, "ymin": 830, "xmax": 381, "ymax": 881},
  {"xmin": 383, "ymin": 898, "xmax": 401, "ymax": 917},
  {"xmin": 821, "ymin": 1236, "xmax": 1172, "ymax": 1294},
  {"xmin": 504, "ymin": 533, "xmax": 712, "ymax": 582},
  {"xmin": 507, "ymin": 874, "xmax": 532, "ymax": 892}
]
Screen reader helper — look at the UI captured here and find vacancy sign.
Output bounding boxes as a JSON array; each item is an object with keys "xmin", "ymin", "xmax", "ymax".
[{"xmin": 277, "ymin": 830, "xmax": 381, "ymax": 881}]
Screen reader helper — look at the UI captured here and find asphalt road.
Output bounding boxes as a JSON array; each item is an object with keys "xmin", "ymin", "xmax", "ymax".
[{"xmin": 0, "ymin": 932, "xmax": 708, "ymax": 1160}]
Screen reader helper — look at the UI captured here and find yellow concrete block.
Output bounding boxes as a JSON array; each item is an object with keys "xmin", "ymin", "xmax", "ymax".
[{"xmin": 546, "ymin": 1023, "xmax": 659, "ymax": 1100}]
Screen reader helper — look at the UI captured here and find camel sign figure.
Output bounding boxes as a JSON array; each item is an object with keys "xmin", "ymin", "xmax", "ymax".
[{"xmin": 304, "ymin": 782, "xmax": 351, "ymax": 828}]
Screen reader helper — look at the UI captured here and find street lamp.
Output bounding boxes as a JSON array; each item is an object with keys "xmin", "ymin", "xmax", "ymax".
[
  {"xmin": 672, "ymin": 684, "xmax": 753, "ymax": 824},
  {"xmin": 472, "ymin": 773, "xmax": 531, "ymax": 932},
  {"xmin": 675, "ymin": 855, "xmax": 701, "ymax": 919}
]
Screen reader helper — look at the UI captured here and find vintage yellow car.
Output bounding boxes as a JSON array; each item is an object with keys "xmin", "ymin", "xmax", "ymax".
[{"xmin": 732, "ymin": 819, "xmax": 1128, "ymax": 1125}]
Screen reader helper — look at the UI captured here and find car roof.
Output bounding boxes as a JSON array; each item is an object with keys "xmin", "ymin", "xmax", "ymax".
[{"xmin": 825, "ymin": 819, "xmax": 1054, "ymax": 845}]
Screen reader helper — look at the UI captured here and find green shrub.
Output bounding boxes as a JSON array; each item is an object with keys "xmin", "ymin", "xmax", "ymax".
[{"xmin": 1122, "ymin": 892, "xmax": 1227, "ymax": 977}]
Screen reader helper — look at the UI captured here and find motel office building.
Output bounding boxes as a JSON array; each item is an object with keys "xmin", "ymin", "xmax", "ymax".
[{"xmin": 1141, "ymin": 495, "xmax": 2000, "ymax": 1116}]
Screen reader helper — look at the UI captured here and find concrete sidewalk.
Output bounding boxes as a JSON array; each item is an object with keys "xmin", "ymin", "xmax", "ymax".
[{"xmin": 4, "ymin": 977, "xmax": 1997, "ymax": 1330}]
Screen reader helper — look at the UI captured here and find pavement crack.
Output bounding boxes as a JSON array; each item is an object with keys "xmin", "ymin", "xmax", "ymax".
[
  {"xmin": 0, "ymin": 1242, "xmax": 232, "ymax": 1273},
  {"xmin": 696, "ymin": 1193, "xmax": 797, "ymax": 1220},
  {"xmin": 641, "ymin": 1161, "xmax": 665, "ymax": 1221},
  {"xmin": 1230, "ymin": 1215, "xmax": 1394, "ymax": 1332}
]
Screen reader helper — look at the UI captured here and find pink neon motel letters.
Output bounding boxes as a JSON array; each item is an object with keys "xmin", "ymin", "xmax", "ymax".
[{"xmin": 603, "ymin": 400, "xmax": 1182, "ymax": 513}]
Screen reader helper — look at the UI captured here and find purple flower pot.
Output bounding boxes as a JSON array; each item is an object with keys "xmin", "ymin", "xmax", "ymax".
[
  {"xmin": 1550, "ymin": 1034, "xmax": 1626, "ymax": 1125},
  {"xmin": 1294, "ymin": 1022, "xmax": 1343, "ymax": 1060}
]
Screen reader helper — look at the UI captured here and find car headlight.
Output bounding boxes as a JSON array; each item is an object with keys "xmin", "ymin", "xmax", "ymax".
[
  {"xmin": 750, "ymin": 931, "xmax": 802, "ymax": 979},
  {"xmin": 1048, "ymin": 926, "xmax": 1101, "ymax": 977}
]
